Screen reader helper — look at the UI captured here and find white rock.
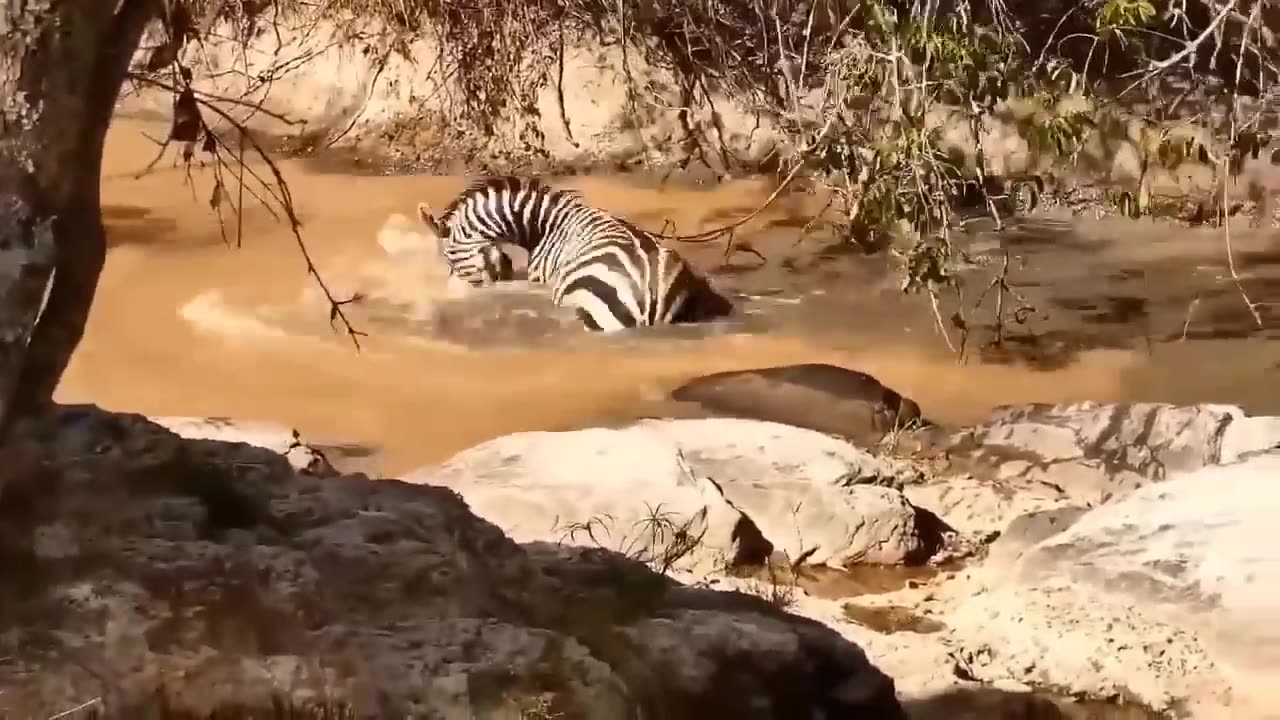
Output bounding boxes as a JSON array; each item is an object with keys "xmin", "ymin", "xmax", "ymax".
[
  {"xmin": 406, "ymin": 419, "xmax": 935, "ymax": 575},
  {"xmin": 943, "ymin": 580, "xmax": 1229, "ymax": 713},
  {"xmin": 901, "ymin": 473, "xmax": 1070, "ymax": 538},
  {"xmin": 411, "ymin": 425, "xmax": 748, "ymax": 575},
  {"xmin": 637, "ymin": 419, "xmax": 933, "ymax": 566},
  {"xmin": 942, "ymin": 401, "xmax": 1280, "ymax": 505},
  {"xmin": 1011, "ymin": 450, "xmax": 1280, "ymax": 715},
  {"xmin": 1220, "ymin": 413, "xmax": 1280, "ymax": 463}
]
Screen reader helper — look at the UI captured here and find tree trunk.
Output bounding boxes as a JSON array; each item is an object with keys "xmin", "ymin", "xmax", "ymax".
[{"xmin": 0, "ymin": 0, "xmax": 156, "ymax": 436}]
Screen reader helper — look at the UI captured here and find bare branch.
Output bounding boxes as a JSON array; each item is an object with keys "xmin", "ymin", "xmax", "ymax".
[{"xmin": 129, "ymin": 43, "xmax": 367, "ymax": 347}]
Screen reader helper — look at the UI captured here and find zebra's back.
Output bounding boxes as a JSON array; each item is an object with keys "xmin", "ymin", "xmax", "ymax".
[
  {"xmin": 434, "ymin": 176, "xmax": 733, "ymax": 332},
  {"xmin": 541, "ymin": 207, "xmax": 733, "ymax": 332}
]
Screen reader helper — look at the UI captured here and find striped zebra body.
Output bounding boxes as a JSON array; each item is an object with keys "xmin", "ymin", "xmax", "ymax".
[
  {"xmin": 447, "ymin": 241, "xmax": 515, "ymax": 287},
  {"xmin": 416, "ymin": 176, "xmax": 732, "ymax": 332}
]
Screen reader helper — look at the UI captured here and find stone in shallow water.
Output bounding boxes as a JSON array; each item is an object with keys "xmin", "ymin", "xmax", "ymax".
[{"xmin": 669, "ymin": 363, "xmax": 925, "ymax": 448}]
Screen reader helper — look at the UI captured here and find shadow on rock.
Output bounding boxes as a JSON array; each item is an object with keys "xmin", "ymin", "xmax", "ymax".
[
  {"xmin": 0, "ymin": 405, "xmax": 905, "ymax": 720},
  {"xmin": 903, "ymin": 686, "xmax": 1166, "ymax": 719}
]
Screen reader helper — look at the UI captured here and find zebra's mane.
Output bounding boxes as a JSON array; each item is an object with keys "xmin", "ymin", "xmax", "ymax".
[{"xmin": 437, "ymin": 175, "xmax": 588, "ymax": 224}]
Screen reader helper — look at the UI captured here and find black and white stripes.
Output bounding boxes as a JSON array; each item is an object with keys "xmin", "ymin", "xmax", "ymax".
[{"xmin": 416, "ymin": 176, "xmax": 732, "ymax": 332}]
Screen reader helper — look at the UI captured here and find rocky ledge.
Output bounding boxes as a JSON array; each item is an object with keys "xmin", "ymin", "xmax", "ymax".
[
  {"xmin": 144, "ymin": 365, "xmax": 1280, "ymax": 719},
  {"xmin": 6, "ymin": 372, "xmax": 1280, "ymax": 718},
  {"xmin": 0, "ymin": 406, "xmax": 903, "ymax": 719},
  {"xmin": 397, "ymin": 394, "xmax": 1280, "ymax": 718}
]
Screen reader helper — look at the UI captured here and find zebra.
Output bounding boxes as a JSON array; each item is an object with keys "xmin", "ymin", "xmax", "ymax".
[
  {"xmin": 415, "ymin": 203, "xmax": 516, "ymax": 286},
  {"xmin": 415, "ymin": 176, "xmax": 733, "ymax": 332}
]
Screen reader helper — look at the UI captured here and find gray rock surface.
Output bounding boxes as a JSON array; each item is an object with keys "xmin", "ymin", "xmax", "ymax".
[
  {"xmin": 899, "ymin": 472, "xmax": 1071, "ymax": 538},
  {"xmin": 1011, "ymin": 450, "xmax": 1280, "ymax": 715},
  {"xmin": 890, "ymin": 450, "xmax": 1280, "ymax": 717},
  {"xmin": 407, "ymin": 418, "xmax": 942, "ymax": 573},
  {"xmin": 940, "ymin": 579, "xmax": 1226, "ymax": 714},
  {"xmin": 937, "ymin": 401, "xmax": 1280, "ymax": 504},
  {"xmin": 0, "ymin": 406, "xmax": 904, "ymax": 719},
  {"xmin": 907, "ymin": 401, "xmax": 1280, "ymax": 538},
  {"xmin": 127, "ymin": 398, "xmax": 1280, "ymax": 718},
  {"xmin": 983, "ymin": 506, "xmax": 1089, "ymax": 568}
]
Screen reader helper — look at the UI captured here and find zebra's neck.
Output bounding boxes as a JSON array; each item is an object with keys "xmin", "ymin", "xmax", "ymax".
[{"xmin": 513, "ymin": 192, "xmax": 587, "ymax": 252}]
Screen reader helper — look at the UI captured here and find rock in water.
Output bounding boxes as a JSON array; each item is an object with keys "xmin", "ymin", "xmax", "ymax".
[
  {"xmin": 669, "ymin": 363, "xmax": 925, "ymax": 448},
  {"xmin": 0, "ymin": 405, "xmax": 904, "ymax": 719}
]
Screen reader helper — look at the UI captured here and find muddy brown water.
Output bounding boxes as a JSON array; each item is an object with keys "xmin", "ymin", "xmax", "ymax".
[{"xmin": 58, "ymin": 118, "xmax": 1280, "ymax": 478}]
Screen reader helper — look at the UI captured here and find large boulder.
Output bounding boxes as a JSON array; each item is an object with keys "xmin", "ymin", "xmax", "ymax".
[
  {"xmin": 894, "ymin": 450, "xmax": 1280, "ymax": 717},
  {"xmin": 1008, "ymin": 450, "xmax": 1280, "ymax": 714},
  {"xmin": 0, "ymin": 406, "xmax": 904, "ymax": 719},
  {"xmin": 898, "ymin": 472, "xmax": 1073, "ymax": 538},
  {"xmin": 406, "ymin": 418, "xmax": 943, "ymax": 575},
  {"xmin": 931, "ymin": 397, "xmax": 1280, "ymax": 504}
]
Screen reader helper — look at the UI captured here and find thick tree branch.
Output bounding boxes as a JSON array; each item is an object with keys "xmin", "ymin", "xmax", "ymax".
[
  {"xmin": 0, "ymin": 0, "xmax": 160, "ymax": 434},
  {"xmin": 12, "ymin": 0, "xmax": 160, "ymax": 419}
]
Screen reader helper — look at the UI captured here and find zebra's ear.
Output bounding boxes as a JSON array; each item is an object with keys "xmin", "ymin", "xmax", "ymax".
[{"xmin": 416, "ymin": 202, "xmax": 445, "ymax": 237}]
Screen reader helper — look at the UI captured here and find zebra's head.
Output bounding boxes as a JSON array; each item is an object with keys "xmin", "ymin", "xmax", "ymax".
[
  {"xmin": 417, "ymin": 201, "xmax": 514, "ymax": 286},
  {"xmin": 416, "ymin": 201, "xmax": 454, "ymax": 264}
]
